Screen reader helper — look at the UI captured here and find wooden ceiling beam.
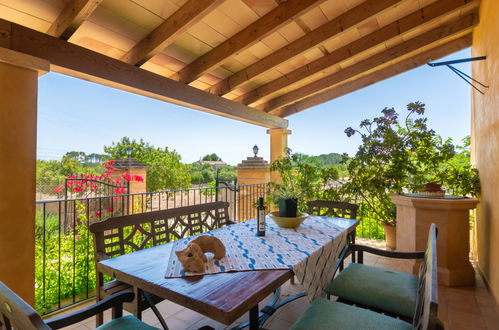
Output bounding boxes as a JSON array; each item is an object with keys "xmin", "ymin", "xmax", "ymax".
[
  {"xmin": 271, "ymin": 34, "xmax": 472, "ymax": 118},
  {"xmin": 260, "ymin": 13, "xmax": 478, "ymax": 113},
  {"xmin": 46, "ymin": 0, "xmax": 103, "ymax": 40},
  {"xmin": 177, "ymin": 0, "xmax": 326, "ymax": 84},
  {"xmin": 237, "ymin": 0, "xmax": 479, "ymax": 106},
  {"xmin": 208, "ymin": 0, "xmax": 404, "ymax": 96},
  {"xmin": 0, "ymin": 19, "xmax": 287, "ymax": 129},
  {"xmin": 121, "ymin": 0, "xmax": 223, "ymax": 66}
]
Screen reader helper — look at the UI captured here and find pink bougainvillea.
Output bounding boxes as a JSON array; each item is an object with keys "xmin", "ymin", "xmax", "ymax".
[{"xmin": 53, "ymin": 160, "xmax": 144, "ymax": 218}]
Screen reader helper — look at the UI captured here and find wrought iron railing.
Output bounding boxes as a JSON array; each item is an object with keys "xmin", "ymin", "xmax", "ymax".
[
  {"xmin": 34, "ymin": 183, "xmax": 268, "ymax": 314},
  {"xmin": 34, "ymin": 182, "xmax": 385, "ymax": 315}
]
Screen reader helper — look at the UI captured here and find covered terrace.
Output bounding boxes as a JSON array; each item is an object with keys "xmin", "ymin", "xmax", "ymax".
[{"xmin": 0, "ymin": 0, "xmax": 498, "ymax": 329}]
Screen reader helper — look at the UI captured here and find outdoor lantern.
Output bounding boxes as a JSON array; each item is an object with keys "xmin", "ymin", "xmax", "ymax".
[
  {"xmin": 253, "ymin": 145, "xmax": 259, "ymax": 157},
  {"xmin": 126, "ymin": 147, "xmax": 132, "ymax": 158}
]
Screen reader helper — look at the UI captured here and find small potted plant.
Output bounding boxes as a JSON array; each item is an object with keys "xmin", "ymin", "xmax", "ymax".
[
  {"xmin": 268, "ymin": 148, "xmax": 323, "ymax": 218},
  {"xmin": 271, "ymin": 184, "xmax": 300, "ymax": 217}
]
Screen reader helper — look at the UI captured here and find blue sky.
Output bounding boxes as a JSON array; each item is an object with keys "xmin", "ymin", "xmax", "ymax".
[{"xmin": 37, "ymin": 49, "xmax": 472, "ymax": 165}]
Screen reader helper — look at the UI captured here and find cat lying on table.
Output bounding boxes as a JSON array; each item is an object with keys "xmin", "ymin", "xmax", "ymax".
[{"xmin": 175, "ymin": 235, "xmax": 226, "ymax": 273}]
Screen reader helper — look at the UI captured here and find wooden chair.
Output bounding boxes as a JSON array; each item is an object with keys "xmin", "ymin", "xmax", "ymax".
[
  {"xmin": 0, "ymin": 282, "xmax": 158, "ymax": 329},
  {"xmin": 89, "ymin": 201, "xmax": 232, "ymax": 326},
  {"xmin": 324, "ymin": 224, "xmax": 437, "ymax": 322},
  {"xmin": 307, "ymin": 200, "xmax": 359, "ymax": 219},
  {"xmin": 307, "ymin": 200, "xmax": 359, "ymax": 265},
  {"xmin": 290, "ymin": 224, "xmax": 441, "ymax": 329}
]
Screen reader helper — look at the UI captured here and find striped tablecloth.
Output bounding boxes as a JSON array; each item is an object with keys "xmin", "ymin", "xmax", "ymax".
[{"xmin": 165, "ymin": 215, "xmax": 347, "ymax": 300}]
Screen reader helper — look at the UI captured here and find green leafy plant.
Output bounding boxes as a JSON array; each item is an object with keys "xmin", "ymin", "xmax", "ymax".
[
  {"xmin": 341, "ymin": 102, "xmax": 480, "ymax": 226},
  {"xmin": 269, "ymin": 148, "xmax": 339, "ymax": 211},
  {"xmin": 35, "ymin": 202, "xmax": 95, "ymax": 314}
]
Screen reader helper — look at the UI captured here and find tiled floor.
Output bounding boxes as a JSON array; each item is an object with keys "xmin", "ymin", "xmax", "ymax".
[{"xmin": 51, "ymin": 240, "xmax": 499, "ymax": 330}]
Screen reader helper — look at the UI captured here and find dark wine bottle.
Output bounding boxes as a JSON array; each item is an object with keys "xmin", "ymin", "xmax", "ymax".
[{"xmin": 257, "ymin": 196, "xmax": 266, "ymax": 236}]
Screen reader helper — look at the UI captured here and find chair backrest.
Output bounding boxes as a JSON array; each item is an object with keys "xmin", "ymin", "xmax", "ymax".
[
  {"xmin": 0, "ymin": 282, "xmax": 50, "ymax": 330},
  {"xmin": 307, "ymin": 200, "xmax": 358, "ymax": 219},
  {"xmin": 412, "ymin": 223, "xmax": 439, "ymax": 330},
  {"xmin": 90, "ymin": 201, "xmax": 231, "ymax": 260}
]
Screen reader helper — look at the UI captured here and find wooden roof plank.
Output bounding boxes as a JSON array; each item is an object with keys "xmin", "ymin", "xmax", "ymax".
[
  {"xmin": 208, "ymin": 0, "xmax": 405, "ymax": 96},
  {"xmin": 260, "ymin": 12, "xmax": 478, "ymax": 112},
  {"xmin": 121, "ymin": 0, "xmax": 224, "ymax": 66},
  {"xmin": 237, "ymin": 0, "xmax": 479, "ymax": 105},
  {"xmin": 0, "ymin": 19, "xmax": 287, "ymax": 129},
  {"xmin": 46, "ymin": 0, "xmax": 103, "ymax": 40},
  {"xmin": 177, "ymin": 0, "xmax": 326, "ymax": 84},
  {"xmin": 271, "ymin": 34, "xmax": 472, "ymax": 117}
]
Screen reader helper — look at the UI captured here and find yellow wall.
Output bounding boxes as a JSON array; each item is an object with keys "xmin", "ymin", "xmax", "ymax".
[
  {"xmin": 0, "ymin": 62, "xmax": 38, "ymax": 305},
  {"xmin": 471, "ymin": 0, "xmax": 499, "ymax": 303}
]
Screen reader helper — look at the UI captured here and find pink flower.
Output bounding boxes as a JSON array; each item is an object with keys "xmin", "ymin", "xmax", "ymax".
[
  {"xmin": 292, "ymin": 170, "xmax": 299, "ymax": 175},
  {"xmin": 114, "ymin": 187, "xmax": 126, "ymax": 194},
  {"xmin": 53, "ymin": 186, "xmax": 63, "ymax": 193}
]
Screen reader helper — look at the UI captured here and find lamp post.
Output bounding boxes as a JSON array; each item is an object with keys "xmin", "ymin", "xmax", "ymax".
[
  {"xmin": 126, "ymin": 147, "xmax": 132, "ymax": 158},
  {"xmin": 253, "ymin": 145, "xmax": 259, "ymax": 157}
]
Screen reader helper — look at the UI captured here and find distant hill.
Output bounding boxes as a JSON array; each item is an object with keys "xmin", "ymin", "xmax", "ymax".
[{"xmin": 294, "ymin": 152, "xmax": 344, "ymax": 167}]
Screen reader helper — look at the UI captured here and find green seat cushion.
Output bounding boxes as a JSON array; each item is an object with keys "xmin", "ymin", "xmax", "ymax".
[
  {"xmin": 96, "ymin": 315, "xmax": 160, "ymax": 330},
  {"xmin": 291, "ymin": 299, "xmax": 412, "ymax": 330},
  {"xmin": 326, "ymin": 263, "xmax": 418, "ymax": 318}
]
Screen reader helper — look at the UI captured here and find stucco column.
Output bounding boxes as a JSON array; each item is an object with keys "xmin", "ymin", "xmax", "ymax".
[
  {"xmin": 236, "ymin": 156, "xmax": 270, "ymax": 221},
  {"xmin": 267, "ymin": 128, "xmax": 292, "ymax": 183},
  {"xmin": 391, "ymin": 194, "xmax": 479, "ymax": 287},
  {"xmin": 0, "ymin": 49, "xmax": 49, "ymax": 305}
]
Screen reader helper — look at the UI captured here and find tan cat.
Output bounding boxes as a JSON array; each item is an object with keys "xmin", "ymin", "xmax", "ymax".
[
  {"xmin": 175, "ymin": 243, "xmax": 206, "ymax": 273},
  {"xmin": 190, "ymin": 235, "xmax": 226, "ymax": 259},
  {"xmin": 175, "ymin": 236, "xmax": 226, "ymax": 273}
]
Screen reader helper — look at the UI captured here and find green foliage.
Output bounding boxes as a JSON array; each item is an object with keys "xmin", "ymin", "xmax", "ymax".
[
  {"xmin": 104, "ymin": 137, "xmax": 191, "ymax": 191},
  {"xmin": 341, "ymin": 102, "xmax": 480, "ymax": 225},
  {"xmin": 35, "ymin": 202, "xmax": 95, "ymax": 314},
  {"xmin": 201, "ymin": 153, "xmax": 222, "ymax": 161},
  {"xmin": 438, "ymin": 136, "xmax": 480, "ymax": 197},
  {"xmin": 293, "ymin": 152, "xmax": 348, "ymax": 177},
  {"xmin": 37, "ymin": 152, "xmax": 106, "ymax": 195},
  {"xmin": 189, "ymin": 162, "xmax": 215, "ymax": 184},
  {"xmin": 189, "ymin": 162, "xmax": 237, "ymax": 185},
  {"xmin": 269, "ymin": 148, "xmax": 339, "ymax": 211},
  {"xmin": 36, "ymin": 160, "xmax": 67, "ymax": 195},
  {"xmin": 217, "ymin": 165, "xmax": 237, "ymax": 183}
]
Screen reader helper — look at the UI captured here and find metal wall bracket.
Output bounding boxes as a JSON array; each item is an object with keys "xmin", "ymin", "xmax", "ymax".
[{"xmin": 427, "ymin": 56, "xmax": 488, "ymax": 94}]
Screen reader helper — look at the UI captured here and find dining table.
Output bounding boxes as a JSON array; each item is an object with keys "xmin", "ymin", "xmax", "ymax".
[{"xmin": 97, "ymin": 216, "xmax": 359, "ymax": 329}]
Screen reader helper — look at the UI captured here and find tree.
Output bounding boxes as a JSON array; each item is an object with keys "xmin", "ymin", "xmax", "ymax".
[
  {"xmin": 202, "ymin": 153, "xmax": 222, "ymax": 161},
  {"xmin": 189, "ymin": 162, "xmax": 215, "ymax": 184},
  {"xmin": 104, "ymin": 137, "xmax": 191, "ymax": 191},
  {"xmin": 341, "ymin": 102, "xmax": 479, "ymax": 225},
  {"xmin": 217, "ymin": 165, "xmax": 237, "ymax": 184}
]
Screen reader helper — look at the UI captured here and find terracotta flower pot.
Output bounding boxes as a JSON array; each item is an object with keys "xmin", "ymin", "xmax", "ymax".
[
  {"xmin": 278, "ymin": 198, "xmax": 298, "ymax": 217},
  {"xmin": 422, "ymin": 182, "xmax": 443, "ymax": 192},
  {"xmin": 382, "ymin": 223, "xmax": 396, "ymax": 250}
]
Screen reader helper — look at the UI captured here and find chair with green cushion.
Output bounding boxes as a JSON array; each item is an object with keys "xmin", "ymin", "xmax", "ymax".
[
  {"xmin": 0, "ymin": 281, "xmax": 159, "ymax": 330},
  {"xmin": 291, "ymin": 224, "xmax": 441, "ymax": 330},
  {"xmin": 325, "ymin": 225, "xmax": 434, "ymax": 321}
]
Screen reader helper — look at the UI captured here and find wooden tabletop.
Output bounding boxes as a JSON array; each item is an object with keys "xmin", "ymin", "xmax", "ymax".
[{"xmin": 98, "ymin": 217, "xmax": 358, "ymax": 325}]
